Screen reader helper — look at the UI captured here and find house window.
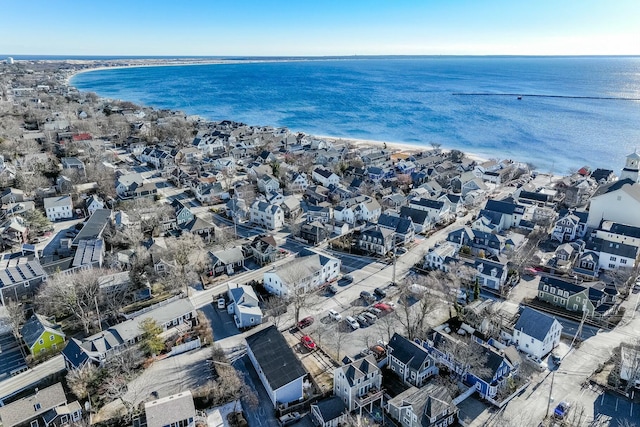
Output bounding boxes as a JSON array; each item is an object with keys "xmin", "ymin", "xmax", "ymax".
[
  {"xmin": 609, "ymin": 264, "xmax": 616, "ymax": 269},
  {"xmin": 39, "ymin": 339, "xmax": 44, "ymax": 345},
  {"xmin": 34, "ymin": 403, "xmax": 41, "ymax": 411},
  {"xmin": 31, "ymin": 421, "xmax": 39, "ymax": 427},
  {"xmin": 610, "ymin": 256, "xmax": 617, "ymax": 261},
  {"xmin": 576, "ymin": 297, "xmax": 581, "ymax": 303},
  {"xmin": 621, "ymin": 259, "xmax": 627, "ymax": 265},
  {"xmin": 50, "ymin": 335, "xmax": 55, "ymax": 341}
]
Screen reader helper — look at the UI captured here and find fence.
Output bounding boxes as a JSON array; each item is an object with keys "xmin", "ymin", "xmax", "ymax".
[{"xmin": 168, "ymin": 337, "xmax": 202, "ymax": 357}]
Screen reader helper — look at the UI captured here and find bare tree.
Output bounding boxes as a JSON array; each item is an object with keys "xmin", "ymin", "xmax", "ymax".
[
  {"xmin": 4, "ymin": 299, "xmax": 25, "ymax": 341},
  {"xmin": 375, "ymin": 311, "xmax": 399, "ymax": 344},
  {"xmin": 66, "ymin": 363, "xmax": 100, "ymax": 401},
  {"xmin": 165, "ymin": 233, "xmax": 207, "ymax": 295},
  {"xmin": 36, "ymin": 269, "xmax": 103, "ymax": 334},
  {"xmin": 395, "ymin": 275, "xmax": 442, "ymax": 340},
  {"xmin": 438, "ymin": 335, "xmax": 491, "ymax": 381},
  {"xmin": 263, "ymin": 296, "xmax": 288, "ymax": 328}
]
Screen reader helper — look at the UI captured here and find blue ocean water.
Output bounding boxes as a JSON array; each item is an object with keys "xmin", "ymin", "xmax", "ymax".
[{"xmin": 70, "ymin": 56, "xmax": 640, "ymax": 172}]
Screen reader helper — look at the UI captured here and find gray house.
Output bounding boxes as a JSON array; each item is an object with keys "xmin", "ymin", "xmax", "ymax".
[
  {"xmin": 387, "ymin": 333, "xmax": 438, "ymax": 387},
  {"xmin": 386, "ymin": 383, "xmax": 458, "ymax": 427},
  {"xmin": 227, "ymin": 283, "xmax": 263, "ymax": 329}
]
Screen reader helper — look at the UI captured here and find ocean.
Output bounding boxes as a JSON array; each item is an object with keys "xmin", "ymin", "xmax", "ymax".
[{"xmin": 70, "ymin": 56, "xmax": 640, "ymax": 172}]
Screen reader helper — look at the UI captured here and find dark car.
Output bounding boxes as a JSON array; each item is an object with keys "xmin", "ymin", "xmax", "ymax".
[
  {"xmin": 328, "ymin": 284, "xmax": 338, "ymax": 294},
  {"xmin": 374, "ymin": 287, "xmax": 387, "ymax": 298},
  {"xmin": 343, "ymin": 274, "xmax": 354, "ymax": 283},
  {"xmin": 297, "ymin": 316, "xmax": 314, "ymax": 329},
  {"xmin": 554, "ymin": 402, "xmax": 571, "ymax": 419},
  {"xmin": 360, "ymin": 291, "xmax": 375, "ymax": 303},
  {"xmin": 356, "ymin": 314, "xmax": 369, "ymax": 327}
]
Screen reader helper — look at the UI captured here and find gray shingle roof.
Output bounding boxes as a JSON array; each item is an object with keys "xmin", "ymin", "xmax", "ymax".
[
  {"xmin": 514, "ymin": 307, "xmax": 558, "ymax": 342},
  {"xmin": 0, "ymin": 383, "xmax": 67, "ymax": 426}
]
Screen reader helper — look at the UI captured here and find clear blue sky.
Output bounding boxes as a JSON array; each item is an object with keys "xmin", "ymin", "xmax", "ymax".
[{"xmin": 2, "ymin": 0, "xmax": 639, "ymax": 56}]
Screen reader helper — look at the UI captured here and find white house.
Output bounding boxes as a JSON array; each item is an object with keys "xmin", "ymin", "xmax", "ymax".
[
  {"xmin": 227, "ymin": 283, "xmax": 262, "ymax": 329},
  {"xmin": 245, "ymin": 325, "xmax": 307, "ymax": 408},
  {"xmin": 85, "ymin": 195, "xmax": 105, "ymax": 216},
  {"xmin": 409, "ymin": 198, "xmax": 450, "ymax": 225},
  {"xmin": 424, "ymin": 243, "xmax": 458, "ymax": 272},
  {"xmin": 44, "ymin": 195, "xmax": 73, "ymax": 221},
  {"xmin": 596, "ymin": 239, "xmax": 638, "ymax": 271},
  {"xmin": 289, "ymin": 172, "xmax": 310, "ymax": 192},
  {"xmin": 312, "ymin": 167, "xmax": 340, "ymax": 187},
  {"xmin": 620, "ymin": 345, "xmax": 640, "ymax": 387},
  {"xmin": 513, "ymin": 307, "xmax": 562, "ymax": 360},
  {"xmin": 587, "ymin": 179, "xmax": 640, "ymax": 228},
  {"xmin": 334, "ymin": 355, "xmax": 383, "ymax": 412},
  {"xmin": 552, "ymin": 210, "xmax": 588, "ymax": 243},
  {"xmin": 257, "ymin": 174, "xmax": 280, "ymax": 194},
  {"xmin": 250, "ymin": 200, "xmax": 285, "ymax": 230},
  {"xmin": 473, "ymin": 258, "xmax": 508, "ymax": 292},
  {"xmin": 263, "ymin": 250, "xmax": 341, "ymax": 296}
]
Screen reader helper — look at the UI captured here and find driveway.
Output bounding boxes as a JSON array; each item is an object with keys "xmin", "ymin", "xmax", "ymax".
[
  {"xmin": 199, "ymin": 304, "xmax": 240, "ymax": 341},
  {"xmin": 233, "ymin": 354, "xmax": 280, "ymax": 427}
]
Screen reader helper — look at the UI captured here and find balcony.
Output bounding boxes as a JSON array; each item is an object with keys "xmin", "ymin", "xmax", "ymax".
[{"xmin": 355, "ymin": 387, "xmax": 384, "ymax": 407}]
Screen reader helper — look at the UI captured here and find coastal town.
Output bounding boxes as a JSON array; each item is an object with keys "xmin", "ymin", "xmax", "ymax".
[{"xmin": 0, "ymin": 58, "xmax": 638, "ymax": 427}]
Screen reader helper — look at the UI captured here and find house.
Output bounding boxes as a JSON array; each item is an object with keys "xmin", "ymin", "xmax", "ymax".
[
  {"xmin": 0, "ymin": 187, "xmax": 25, "ymax": 205},
  {"xmin": 257, "ymin": 174, "xmax": 281, "ymax": 194},
  {"xmin": 72, "ymin": 239, "xmax": 104, "ymax": 268},
  {"xmin": 172, "ymin": 199, "xmax": 195, "ymax": 226},
  {"xmin": 438, "ymin": 193, "xmax": 464, "ymax": 216},
  {"xmin": 587, "ymin": 178, "xmax": 640, "ymax": 228},
  {"xmin": 387, "ymin": 333, "xmax": 438, "ymax": 387},
  {"xmin": 537, "ymin": 276, "xmax": 609, "ymax": 318},
  {"xmin": 473, "ymin": 258, "xmax": 508, "ymax": 292},
  {"xmin": 334, "ymin": 355, "xmax": 383, "ymax": 412},
  {"xmin": 590, "ymin": 168, "xmax": 615, "ymax": 184},
  {"xmin": 145, "ymin": 391, "xmax": 201, "ymax": 427},
  {"xmin": 209, "ymin": 247, "xmax": 246, "ymax": 276},
  {"xmin": 358, "ymin": 226, "xmax": 395, "ymax": 256},
  {"xmin": 311, "ymin": 396, "xmax": 348, "ymax": 427},
  {"xmin": 62, "ymin": 298, "xmax": 196, "ymax": 367},
  {"xmin": 116, "ymin": 173, "xmax": 158, "ymax": 200},
  {"xmin": 592, "ymin": 238, "xmax": 639, "ymax": 271},
  {"xmin": 288, "ymin": 172, "xmax": 310, "ymax": 192},
  {"xmin": 377, "ymin": 214, "xmax": 416, "ymax": 246},
  {"xmin": 85, "ymin": 195, "xmax": 105, "ymax": 216},
  {"xmin": 263, "ymin": 249, "xmax": 341, "ymax": 296},
  {"xmin": 424, "ymin": 243, "xmax": 458, "ymax": 272},
  {"xmin": 226, "ymin": 198, "xmax": 249, "ymax": 223},
  {"xmin": 312, "ymin": 167, "xmax": 340, "ymax": 187},
  {"xmin": 0, "ymin": 383, "xmax": 82, "ymax": 427},
  {"xmin": 337, "ymin": 196, "xmax": 382, "ymax": 224},
  {"xmin": 250, "ymin": 200, "xmax": 285, "ymax": 230},
  {"xmin": 44, "ymin": 195, "xmax": 73, "ymax": 221},
  {"xmin": 399, "ymin": 206, "xmax": 431, "ymax": 231},
  {"xmin": 21, "ymin": 313, "xmax": 65, "ymax": 357},
  {"xmin": 474, "ymin": 199, "xmax": 525, "ymax": 232},
  {"xmin": 552, "ymin": 210, "xmax": 589, "ymax": 242},
  {"xmin": 248, "ymin": 234, "xmax": 282, "ymax": 266},
  {"xmin": 0, "ymin": 254, "xmax": 47, "ymax": 306},
  {"xmin": 72, "ymin": 209, "xmax": 112, "ymax": 247},
  {"xmin": 300, "ymin": 221, "xmax": 330, "ymax": 245},
  {"xmin": 280, "ymin": 196, "xmax": 301, "ymax": 219},
  {"xmin": 554, "ymin": 243, "xmax": 576, "ymax": 267},
  {"xmin": 308, "ymin": 203, "xmax": 333, "ymax": 224},
  {"xmin": 386, "ymin": 383, "xmax": 458, "ymax": 427},
  {"xmin": 512, "ymin": 307, "xmax": 562, "ymax": 361},
  {"xmin": 0, "ymin": 217, "xmax": 29, "ymax": 245},
  {"xmin": 245, "ymin": 325, "xmax": 308, "ymax": 408},
  {"xmin": 408, "ymin": 198, "xmax": 450, "ymax": 225},
  {"xmin": 61, "ymin": 157, "xmax": 85, "ymax": 172},
  {"xmin": 596, "ymin": 221, "xmax": 640, "ymax": 247},
  {"xmin": 227, "ymin": 283, "xmax": 262, "ymax": 329}
]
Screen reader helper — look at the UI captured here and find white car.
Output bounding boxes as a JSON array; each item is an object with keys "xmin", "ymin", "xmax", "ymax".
[
  {"xmin": 217, "ymin": 298, "xmax": 226, "ymax": 309},
  {"xmin": 328, "ymin": 309, "xmax": 342, "ymax": 321},
  {"xmin": 345, "ymin": 316, "xmax": 360, "ymax": 330}
]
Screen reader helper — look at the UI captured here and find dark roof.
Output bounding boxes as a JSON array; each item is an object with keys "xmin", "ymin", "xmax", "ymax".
[
  {"xmin": 540, "ymin": 276, "xmax": 587, "ymax": 295},
  {"xmin": 313, "ymin": 168, "xmax": 334, "ymax": 179},
  {"xmin": 514, "ymin": 307, "xmax": 559, "ymax": 342},
  {"xmin": 21, "ymin": 314, "xmax": 62, "ymax": 349},
  {"xmin": 592, "ymin": 178, "xmax": 636, "ymax": 198},
  {"xmin": 410, "ymin": 198, "xmax": 444, "ymax": 210},
  {"xmin": 590, "ymin": 168, "xmax": 614, "ymax": 182},
  {"xmin": 558, "ymin": 209, "xmax": 589, "ymax": 223},
  {"xmin": 377, "ymin": 214, "xmax": 413, "ymax": 234},
  {"xmin": 388, "ymin": 333, "xmax": 431, "ymax": 371},
  {"xmin": 72, "ymin": 209, "xmax": 111, "ymax": 245},
  {"xmin": 400, "ymin": 206, "xmax": 429, "ymax": 225},
  {"xmin": 312, "ymin": 396, "xmax": 347, "ymax": 422},
  {"xmin": 245, "ymin": 325, "xmax": 307, "ymax": 391},
  {"xmin": 595, "ymin": 238, "xmax": 638, "ymax": 258},
  {"xmin": 484, "ymin": 199, "xmax": 525, "ymax": 215},
  {"xmin": 518, "ymin": 191, "xmax": 551, "ymax": 203},
  {"xmin": 61, "ymin": 338, "xmax": 90, "ymax": 369},
  {"xmin": 606, "ymin": 223, "xmax": 640, "ymax": 239}
]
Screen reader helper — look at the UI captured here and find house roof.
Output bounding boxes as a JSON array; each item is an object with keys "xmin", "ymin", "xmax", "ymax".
[
  {"xmin": 484, "ymin": 199, "xmax": 525, "ymax": 215},
  {"xmin": 377, "ymin": 213, "xmax": 414, "ymax": 234},
  {"xmin": 41, "ymin": 401, "xmax": 82, "ymax": 425},
  {"xmin": 338, "ymin": 355, "xmax": 380, "ymax": 387},
  {"xmin": 245, "ymin": 325, "xmax": 307, "ymax": 391},
  {"xmin": 592, "ymin": 178, "xmax": 639, "ymax": 199},
  {"xmin": 514, "ymin": 307, "xmax": 559, "ymax": 342},
  {"xmin": 145, "ymin": 391, "xmax": 196, "ymax": 427},
  {"xmin": 590, "ymin": 168, "xmax": 614, "ymax": 182},
  {"xmin": 312, "ymin": 396, "xmax": 347, "ymax": 423},
  {"xmin": 410, "ymin": 198, "xmax": 444, "ymax": 210},
  {"xmin": 72, "ymin": 209, "xmax": 111, "ymax": 245},
  {"xmin": 387, "ymin": 383, "xmax": 455, "ymax": 425},
  {"xmin": 0, "ymin": 383, "xmax": 67, "ymax": 427},
  {"xmin": 210, "ymin": 247, "xmax": 245, "ymax": 265},
  {"xmin": 61, "ymin": 337, "xmax": 93, "ymax": 368},
  {"xmin": 21, "ymin": 313, "xmax": 64, "ymax": 349},
  {"xmin": 400, "ymin": 206, "xmax": 429, "ymax": 225},
  {"xmin": 388, "ymin": 333, "xmax": 431, "ymax": 371},
  {"xmin": 43, "ymin": 195, "xmax": 72, "ymax": 209},
  {"xmin": 473, "ymin": 258, "xmax": 506, "ymax": 278},
  {"xmin": 72, "ymin": 239, "xmax": 103, "ymax": 267}
]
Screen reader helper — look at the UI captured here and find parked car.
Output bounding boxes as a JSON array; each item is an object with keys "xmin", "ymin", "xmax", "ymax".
[
  {"xmin": 367, "ymin": 307, "xmax": 382, "ymax": 316},
  {"xmin": 279, "ymin": 412, "xmax": 301, "ymax": 426},
  {"xmin": 356, "ymin": 314, "xmax": 369, "ymax": 327},
  {"xmin": 217, "ymin": 298, "xmax": 226, "ymax": 309},
  {"xmin": 343, "ymin": 274, "xmax": 354, "ymax": 283},
  {"xmin": 297, "ymin": 316, "xmax": 314, "ymax": 329},
  {"xmin": 300, "ymin": 335, "xmax": 316, "ymax": 350},
  {"xmin": 370, "ymin": 344, "xmax": 386, "ymax": 357},
  {"xmin": 374, "ymin": 302, "xmax": 394, "ymax": 312},
  {"xmin": 360, "ymin": 291, "xmax": 375, "ymax": 303},
  {"xmin": 360, "ymin": 348, "xmax": 373, "ymax": 357},
  {"xmin": 328, "ymin": 284, "xmax": 338, "ymax": 294},
  {"xmin": 550, "ymin": 352, "xmax": 562, "ymax": 366},
  {"xmin": 328, "ymin": 309, "xmax": 342, "ymax": 321},
  {"xmin": 554, "ymin": 402, "xmax": 571, "ymax": 419},
  {"xmin": 345, "ymin": 316, "xmax": 359, "ymax": 330},
  {"xmin": 373, "ymin": 287, "xmax": 387, "ymax": 298},
  {"xmin": 363, "ymin": 312, "xmax": 377, "ymax": 324}
]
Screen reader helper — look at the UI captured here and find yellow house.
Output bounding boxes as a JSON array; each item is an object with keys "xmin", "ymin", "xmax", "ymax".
[{"xmin": 21, "ymin": 314, "xmax": 66, "ymax": 357}]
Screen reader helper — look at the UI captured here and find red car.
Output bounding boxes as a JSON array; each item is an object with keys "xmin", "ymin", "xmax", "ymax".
[
  {"xmin": 300, "ymin": 335, "xmax": 316, "ymax": 350},
  {"xmin": 374, "ymin": 303, "xmax": 393, "ymax": 312},
  {"xmin": 297, "ymin": 316, "xmax": 314, "ymax": 329}
]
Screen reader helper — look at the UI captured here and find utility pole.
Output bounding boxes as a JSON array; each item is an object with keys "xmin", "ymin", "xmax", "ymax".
[
  {"xmin": 569, "ymin": 302, "xmax": 588, "ymax": 352},
  {"xmin": 545, "ymin": 370, "xmax": 556, "ymax": 419}
]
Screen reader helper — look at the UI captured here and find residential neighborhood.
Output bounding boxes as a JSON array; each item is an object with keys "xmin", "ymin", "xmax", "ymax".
[{"xmin": 0, "ymin": 59, "xmax": 638, "ymax": 427}]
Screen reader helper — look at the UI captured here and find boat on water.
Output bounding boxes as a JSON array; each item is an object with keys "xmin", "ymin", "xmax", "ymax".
[{"xmin": 517, "ymin": 96, "xmax": 522, "ymax": 100}]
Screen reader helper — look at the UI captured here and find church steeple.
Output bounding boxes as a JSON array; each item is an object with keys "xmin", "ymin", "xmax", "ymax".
[{"xmin": 620, "ymin": 149, "xmax": 640, "ymax": 183}]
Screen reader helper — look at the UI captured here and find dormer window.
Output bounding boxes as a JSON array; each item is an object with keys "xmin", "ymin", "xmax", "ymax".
[{"xmin": 34, "ymin": 403, "xmax": 41, "ymax": 411}]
